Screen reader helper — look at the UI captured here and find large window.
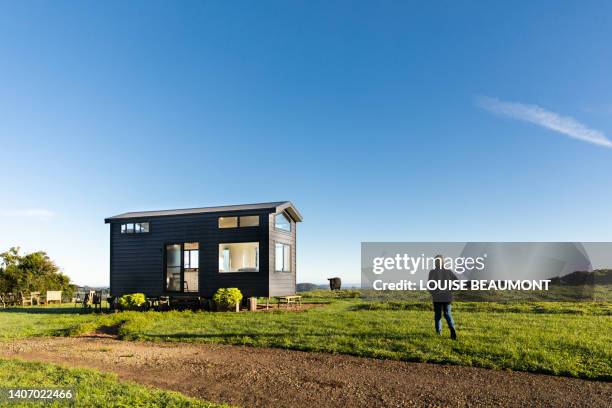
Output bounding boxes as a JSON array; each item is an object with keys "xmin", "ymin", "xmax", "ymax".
[
  {"xmin": 165, "ymin": 242, "xmax": 199, "ymax": 292},
  {"xmin": 121, "ymin": 222, "xmax": 149, "ymax": 234},
  {"xmin": 275, "ymin": 243, "xmax": 291, "ymax": 272},
  {"xmin": 218, "ymin": 215, "xmax": 260, "ymax": 228},
  {"xmin": 274, "ymin": 213, "xmax": 291, "ymax": 232},
  {"xmin": 218, "ymin": 242, "xmax": 259, "ymax": 272}
]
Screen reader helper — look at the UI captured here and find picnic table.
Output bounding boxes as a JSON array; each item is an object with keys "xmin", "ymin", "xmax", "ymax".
[{"xmin": 277, "ymin": 295, "xmax": 302, "ymax": 308}]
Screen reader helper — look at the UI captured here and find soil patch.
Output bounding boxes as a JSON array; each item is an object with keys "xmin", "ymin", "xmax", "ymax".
[
  {"xmin": 2, "ymin": 337, "xmax": 610, "ymax": 408},
  {"xmin": 255, "ymin": 303, "xmax": 326, "ymax": 312}
]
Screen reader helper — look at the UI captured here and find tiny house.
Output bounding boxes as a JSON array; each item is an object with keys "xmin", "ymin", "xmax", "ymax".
[{"xmin": 104, "ymin": 201, "xmax": 302, "ymax": 299}]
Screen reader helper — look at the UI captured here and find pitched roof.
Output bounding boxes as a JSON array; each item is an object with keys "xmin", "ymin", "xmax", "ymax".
[{"xmin": 105, "ymin": 201, "xmax": 303, "ymax": 223}]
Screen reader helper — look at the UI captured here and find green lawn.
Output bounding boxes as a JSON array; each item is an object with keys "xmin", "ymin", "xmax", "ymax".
[
  {"xmin": 0, "ymin": 359, "xmax": 229, "ymax": 407},
  {"xmin": 0, "ymin": 306, "xmax": 99, "ymax": 339},
  {"xmin": 1, "ymin": 299, "xmax": 610, "ymax": 381}
]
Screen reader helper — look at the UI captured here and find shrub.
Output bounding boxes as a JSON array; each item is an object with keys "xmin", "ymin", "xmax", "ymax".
[
  {"xmin": 117, "ymin": 293, "xmax": 147, "ymax": 311},
  {"xmin": 213, "ymin": 288, "xmax": 243, "ymax": 311},
  {"xmin": 0, "ymin": 247, "xmax": 74, "ymax": 299}
]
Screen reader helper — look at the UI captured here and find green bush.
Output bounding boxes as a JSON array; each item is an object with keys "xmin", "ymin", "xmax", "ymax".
[
  {"xmin": 212, "ymin": 288, "xmax": 243, "ymax": 311},
  {"xmin": 0, "ymin": 247, "xmax": 74, "ymax": 299},
  {"xmin": 118, "ymin": 293, "xmax": 147, "ymax": 310}
]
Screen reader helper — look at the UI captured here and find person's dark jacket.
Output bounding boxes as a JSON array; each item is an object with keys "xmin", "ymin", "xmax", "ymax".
[{"xmin": 428, "ymin": 267, "xmax": 459, "ymax": 303}]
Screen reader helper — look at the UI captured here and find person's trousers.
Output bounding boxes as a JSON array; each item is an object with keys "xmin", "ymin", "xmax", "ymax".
[{"xmin": 433, "ymin": 302, "xmax": 455, "ymax": 333}]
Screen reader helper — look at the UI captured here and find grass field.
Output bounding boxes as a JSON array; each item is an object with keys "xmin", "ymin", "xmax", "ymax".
[
  {"xmin": 1, "ymin": 293, "xmax": 610, "ymax": 381},
  {"xmin": 0, "ymin": 359, "xmax": 229, "ymax": 407}
]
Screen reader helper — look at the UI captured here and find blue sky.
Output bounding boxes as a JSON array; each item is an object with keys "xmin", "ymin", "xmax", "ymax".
[{"xmin": 1, "ymin": 1, "xmax": 611, "ymax": 285}]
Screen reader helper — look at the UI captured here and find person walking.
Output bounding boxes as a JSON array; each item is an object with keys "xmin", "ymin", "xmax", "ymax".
[{"xmin": 428, "ymin": 255, "xmax": 458, "ymax": 340}]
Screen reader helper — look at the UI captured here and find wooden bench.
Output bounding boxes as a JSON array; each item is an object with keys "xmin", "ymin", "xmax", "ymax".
[
  {"xmin": 277, "ymin": 295, "xmax": 302, "ymax": 308},
  {"xmin": 44, "ymin": 290, "xmax": 62, "ymax": 305}
]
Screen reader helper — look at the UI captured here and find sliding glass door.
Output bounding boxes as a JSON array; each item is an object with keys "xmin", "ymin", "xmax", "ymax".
[
  {"xmin": 165, "ymin": 243, "xmax": 199, "ymax": 293},
  {"xmin": 165, "ymin": 244, "xmax": 181, "ymax": 292},
  {"xmin": 183, "ymin": 243, "xmax": 199, "ymax": 293}
]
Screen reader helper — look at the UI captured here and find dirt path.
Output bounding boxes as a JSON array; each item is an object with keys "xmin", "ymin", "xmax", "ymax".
[{"xmin": 2, "ymin": 337, "xmax": 610, "ymax": 408}]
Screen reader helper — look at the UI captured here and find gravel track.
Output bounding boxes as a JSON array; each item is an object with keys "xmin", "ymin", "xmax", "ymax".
[{"xmin": 2, "ymin": 337, "xmax": 610, "ymax": 408}]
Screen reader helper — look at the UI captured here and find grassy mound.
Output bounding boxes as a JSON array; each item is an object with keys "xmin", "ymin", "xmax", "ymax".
[{"xmin": 0, "ymin": 359, "xmax": 229, "ymax": 407}]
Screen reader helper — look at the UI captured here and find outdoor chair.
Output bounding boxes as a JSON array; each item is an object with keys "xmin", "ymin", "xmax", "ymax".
[
  {"xmin": 0, "ymin": 294, "xmax": 5, "ymax": 308},
  {"xmin": 5, "ymin": 293, "xmax": 15, "ymax": 307},
  {"xmin": 92, "ymin": 291, "xmax": 103, "ymax": 311},
  {"xmin": 20, "ymin": 292, "xmax": 33, "ymax": 306},
  {"xmin": 82, "ymin": 290, "xmax": 96, "ymax": 309},
  {"xmin": 30, "ymin": 291, "xmax": 41, "ymax": 305}
]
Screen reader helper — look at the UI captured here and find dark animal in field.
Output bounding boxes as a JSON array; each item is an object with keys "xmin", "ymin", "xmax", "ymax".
[{"xmin": 328, "ymin": 277, "xmax": 341, "ymax": 290}]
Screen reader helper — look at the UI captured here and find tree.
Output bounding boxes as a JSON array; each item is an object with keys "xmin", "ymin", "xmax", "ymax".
[{"xmin": 0, "ymin": 247, "xmax": 74, "ymax": 298}]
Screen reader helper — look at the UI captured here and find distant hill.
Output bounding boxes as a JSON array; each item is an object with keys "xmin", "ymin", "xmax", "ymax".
[
  {"xmin": 297, "ymin": 282, "xmax": 361, "ymax": 291},
  {"xmin": 296, "ymin": 283, "xmax": 319, "ymax": 292},
  {"xmin": 549, "ymin": 269, "xmax": 612, "ymax": 285}
]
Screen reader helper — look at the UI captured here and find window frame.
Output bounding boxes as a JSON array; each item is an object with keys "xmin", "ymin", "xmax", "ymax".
[
  {"xmin": 218, "ymin": 241, "xmax": 260, "ymax": 273},
  {"xmin": 275, "ymin": 242, "xmax": 292, "ymax": 272},
  {"xmin": 120, "ymin": 222, "xmax": 150, "ymax": 234},
  {"xmin": 239, "ymin": 215, "xmax": 260, "ymax": 227},
  {"xmin": 183, "ymin": 245, "xmax": 199, "ymax": 270},
  {"xmin": 218, "ymin": 215, "xmax": 260, "ymax": 229},
  {"xmin": 218, "ymin": 216, "xmax": 238, "ymax": 229},
  {"xmin": 274, "ymin": 212, "xmax": 292, "ymax": 233}
]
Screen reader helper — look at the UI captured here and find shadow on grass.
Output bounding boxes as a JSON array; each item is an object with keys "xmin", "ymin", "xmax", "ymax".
[{"xmin": 0, "ymin": 306, "xmax": 103, "ymax": 315}]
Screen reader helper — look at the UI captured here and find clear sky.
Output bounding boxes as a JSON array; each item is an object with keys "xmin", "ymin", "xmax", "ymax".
[{"xmin": 1, "ymin": 1, "xmax": 611, "ymax": 286}]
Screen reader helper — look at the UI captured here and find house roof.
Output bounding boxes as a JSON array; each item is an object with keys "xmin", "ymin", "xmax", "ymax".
[{"xmin": 104, "ymin": 201, "xmax": 303, "ymax": 223}]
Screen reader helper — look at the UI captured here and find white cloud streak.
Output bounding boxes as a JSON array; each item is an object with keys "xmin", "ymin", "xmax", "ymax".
[
  {"xmin": 477, "ymin": 96, "xmax": 612, "ymax": 149},
  {"xmin": 0, "ymin": 209, "xmax": 56, "ymax": 219}
]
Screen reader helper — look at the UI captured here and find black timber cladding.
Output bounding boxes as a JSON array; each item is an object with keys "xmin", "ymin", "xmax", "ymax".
[{"xmin": 106, "ymin": 202, "xmax": 301, "ymax": 298}]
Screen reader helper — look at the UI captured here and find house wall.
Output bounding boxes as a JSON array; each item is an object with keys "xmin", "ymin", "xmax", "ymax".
[
  {"xmin": 109, "ymin": 209, "xmax": 273, "ymax": 298},
  {"xmin": 268, "ymin": 212, "xmax": 297, "ymax": 296}
]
